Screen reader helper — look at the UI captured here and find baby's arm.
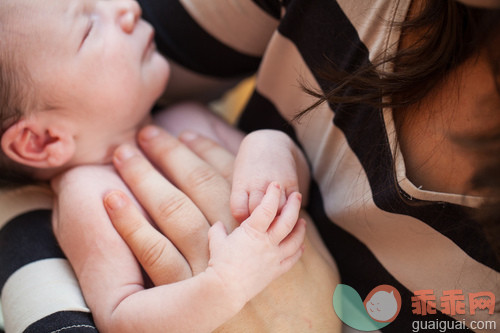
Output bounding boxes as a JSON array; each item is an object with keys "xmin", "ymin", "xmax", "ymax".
[
  {"xmin": 231, "ymin": 129, "xmax": 310, "ymax": 222},
  {"xmin": 107, "ymin": 182, "xmax": 305, "ymax": 333},
  {"xmin": 53, "ymin": 165, "xmax": 304, "ymax": 333},
  {"xmin": 51, "ymin": 165, "xmax": 159, "ymax": 331}
]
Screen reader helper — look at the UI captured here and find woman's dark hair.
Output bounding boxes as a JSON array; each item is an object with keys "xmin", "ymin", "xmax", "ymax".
[{"xmin": 298, "ymin": 1, "xmax": 500, "ymax": 260}]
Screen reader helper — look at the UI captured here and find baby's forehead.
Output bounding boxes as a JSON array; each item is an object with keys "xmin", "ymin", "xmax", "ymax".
[
  {"xmin": 1, "ymin": 1, "xmax": 74, "ymax": 61},
  {"xmin": 1, "ymin": 0, "xmax": 49, "ymax": 23},
  {"xmin": 0, "ymin": 2, "xmax": 66, "ymax": 101},
  {"xmin": 1, "ymin": 0, "xmax": 72, "ymax": 36}
]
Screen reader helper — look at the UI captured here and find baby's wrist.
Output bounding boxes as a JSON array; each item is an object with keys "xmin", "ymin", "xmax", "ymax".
[{"xmin": 203, "ymin": 266, "xmax": 248, "ymax": 314}]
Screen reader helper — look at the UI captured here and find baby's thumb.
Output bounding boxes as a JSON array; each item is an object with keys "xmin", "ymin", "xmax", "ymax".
[{"xmin": 208, "ymin": 221, "xmax": 228, "ymax": 252}]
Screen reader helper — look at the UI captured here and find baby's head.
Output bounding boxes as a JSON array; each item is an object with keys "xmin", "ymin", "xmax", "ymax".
[{"xmin": 0, "ymin": 0, "xmax": 169, "ymax": 187}]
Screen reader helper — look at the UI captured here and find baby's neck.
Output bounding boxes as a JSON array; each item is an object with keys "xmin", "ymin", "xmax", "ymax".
[{"xmin": 39, "ymin": 114, "xmax": 153, "ymax": 183}]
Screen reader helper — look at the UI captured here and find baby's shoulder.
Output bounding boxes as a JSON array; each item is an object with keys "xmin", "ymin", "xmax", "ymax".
[{"xmin": 52, "ymin": 164, "xmax": 123, "ymax": 197}]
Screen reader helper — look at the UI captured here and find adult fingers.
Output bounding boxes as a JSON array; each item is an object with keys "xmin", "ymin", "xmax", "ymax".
[
  {"xmin": 178, "ymin": 131, "xmax": 235, "ymax": 185},
  {"xmin": 112, "ymin": 144, "xmax": 210, "ymax": 275},
  {"xmin": 103, "ymin": 190, "xmax": 192, "ymax": 284},
  {"xmin": 137, "ymin": 126, "xmax": 238, "ymax": 231}
]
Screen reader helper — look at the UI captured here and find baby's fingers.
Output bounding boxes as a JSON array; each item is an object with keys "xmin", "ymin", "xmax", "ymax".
[
  {"xmin": 244, "ymin": 182, "xmax": 281, "ymax": 233},
  {"xmin": 278, "ymin": 218, "xmax": 306, "ymax": 272},
  {"xmin": 208, "ymin": 221, "xmax": 228, "ymax": 254},
  {"xmin": 280, "ymin": 245, "xmax": 305, "ymax": 275},
  {"xmin": 268, "ymin": 192, "xmax": 302, "ymax": 245},
  {"xmin": 230, "ymin": 190, "xmax": 249, "ymax": 223},
  {"xmin": 248, "ymin": 190, "xmax": 265, "ymax": 215}
]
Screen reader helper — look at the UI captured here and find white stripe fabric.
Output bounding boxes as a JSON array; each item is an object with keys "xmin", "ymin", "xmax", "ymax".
[
  {"xmin": 1, "ymin": 303, "xmax": 4, "ymax": 331},
  {"xmin": 1, "ymin": 259, "xmax": 89, "ymax": 333},
  {"xmin": 0, "ymin": 186, "xmax": 53, "ymax": 230}
]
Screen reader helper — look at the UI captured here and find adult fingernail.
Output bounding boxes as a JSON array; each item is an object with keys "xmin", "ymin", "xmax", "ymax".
[
  {"xmin": 179, "ymin": 131, "xmax": 198, "ymax": 143},
  {"xmin": 114, "ymin": 144, "xmax": 136, "ymax": 163},
  {"xmin": 105, "ymin": 191, "xmax": 126, "ymax": 210},
  {"xmin": 140, "ymin": 126, "xmax": 160, "ymax": 142}
]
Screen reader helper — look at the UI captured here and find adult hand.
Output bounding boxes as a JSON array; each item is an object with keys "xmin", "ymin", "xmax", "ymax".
[
  {"xmin": 104, "ymin": 125, "xmax": 341, "ymax": 332},
  {"xmin": 104, "ymin": 125, "xmax": 236, "ymax": 285}
]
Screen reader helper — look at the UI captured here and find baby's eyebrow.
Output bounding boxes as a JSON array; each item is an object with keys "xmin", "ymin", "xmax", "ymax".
[{"xmin": 66, "ymin": 0, "xmax": 81, "ymax": 23}]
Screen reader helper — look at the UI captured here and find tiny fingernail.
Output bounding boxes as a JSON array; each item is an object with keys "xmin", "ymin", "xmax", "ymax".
[
  {"xmin": 114, "ymin": 144, "xmax": 136, "ymax": 162},
  {"xmin": 295, "ymin": 192, "xmax": 302, "ymax": 202},
  {"xmin": 105, "ymin": 191, "xmax": 126, "ymax": 210},
  {"xmin": 273, "ymin": 182, "xmax": 281, "ymax": 190},
  {"xmin": 140, "ymin": 126, "xmax": 160, "ymax": 141}
]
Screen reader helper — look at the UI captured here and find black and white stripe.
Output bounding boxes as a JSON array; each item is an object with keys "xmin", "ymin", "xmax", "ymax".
[
  {"xmin": 0, "ymin": 197, "xmax": 95, "ymax": 332},
  {"xmin": 1, "ymin": 0, "xmax": 499, "ymax": 332}
]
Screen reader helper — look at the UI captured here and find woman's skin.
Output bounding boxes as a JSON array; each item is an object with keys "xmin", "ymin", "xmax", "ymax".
[{"xmin": 104, "ymin": 125, "xmax": 341, "ymax": 332}]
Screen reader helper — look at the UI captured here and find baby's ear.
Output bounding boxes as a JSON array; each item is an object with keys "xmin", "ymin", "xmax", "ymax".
[{"xmin": 1, "ymin": 118, "xmax": 75, "ymax": 169}]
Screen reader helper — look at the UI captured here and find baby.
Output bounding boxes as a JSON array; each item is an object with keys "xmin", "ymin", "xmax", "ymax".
[{"xmin": 0, "ymin": 0, "xmax": 310, "ymax": 332}]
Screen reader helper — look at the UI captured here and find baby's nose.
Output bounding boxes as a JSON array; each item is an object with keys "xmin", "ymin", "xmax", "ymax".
[{"xmin": 118, "ymin": 0, "xmax": 142, "ymax": 33}]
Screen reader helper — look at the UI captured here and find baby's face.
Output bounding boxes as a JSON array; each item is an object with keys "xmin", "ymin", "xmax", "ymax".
[{"xmin": 9, "ymin": 0, "xmax": 169, "ymax": 162}]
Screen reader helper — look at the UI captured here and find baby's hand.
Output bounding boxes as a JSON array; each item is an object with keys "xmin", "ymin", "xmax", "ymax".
[
  {"xmin": 207, "ymin": 182, "xmax": 306, "ymax": 309},
  {"xmin": 230, "ymin": 130, "xmax": 301, "ymax": 223}
]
